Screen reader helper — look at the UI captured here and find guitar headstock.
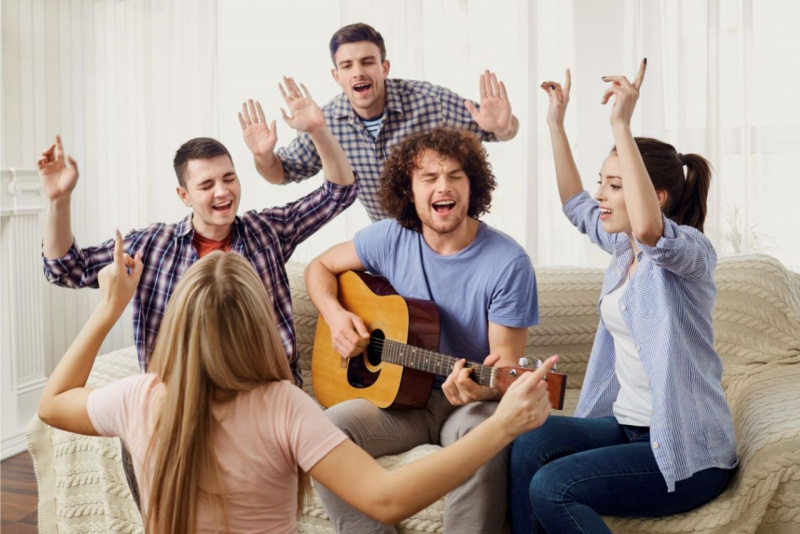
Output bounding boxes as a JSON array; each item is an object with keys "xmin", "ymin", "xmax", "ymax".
[{"xmin": 493, "ymin": 367, "xmax": 567, "ymax": 411}]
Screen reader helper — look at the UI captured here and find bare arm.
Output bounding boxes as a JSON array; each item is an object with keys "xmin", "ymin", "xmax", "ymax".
[
  {"xmin": 309, "ymin": 355, "xmax": 557, "ymax": 524},
  {"xmin": 253, "ymin": 154, "xmax": 286, "ymax": 184},
  {"xmin": 304, "ymin": 241, "xmax": 370, "ymax": 359},
  {"xmin": 602, "ymin": 60, "xmax": 663, "ymax": 245},
  {"xmin": 277, "ymin": 78, "xmax": 353, "ymax": 187},
  {"xmin": 37, "ymin": 135, "xmax": 79, "ymax": 258},
  {"xmin": 38, "ymin": 231, "xmax": 143, "ymax": 434},
  {"xmin": 541, "ymin": 70, "xmax": 584, "ymax": 205},
  {"xmin": 487, "ymin": 322, "xmax": 529, "ymax": 369},
  {"xmin": 442, "ymin": 321, "xmax": 529, "ymax": 405}
]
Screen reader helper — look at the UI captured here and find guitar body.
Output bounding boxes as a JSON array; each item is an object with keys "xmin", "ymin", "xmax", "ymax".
[{"xmin": 312, "ymin": 271, "xmax": 440, "ymax": 409}]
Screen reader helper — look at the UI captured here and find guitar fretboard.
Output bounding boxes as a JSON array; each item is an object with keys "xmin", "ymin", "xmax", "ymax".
[{"xmin": 379, "ymin": 338, "xmax": 496, "ymax": 386}]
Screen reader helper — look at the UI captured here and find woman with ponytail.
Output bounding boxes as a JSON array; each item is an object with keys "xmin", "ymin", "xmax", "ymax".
[
  {"xmin": 509, "ymin": 61, "xmax": 737, "ymax": 534},
  {"xmin": 38, "ymin": 233, "xmax": 556, "ymax": 533}
]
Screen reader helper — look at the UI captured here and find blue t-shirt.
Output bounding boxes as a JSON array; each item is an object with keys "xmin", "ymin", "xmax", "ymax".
[{"xmin": 354, "ymin": 219, "xmax": 538, "ymax": 372}]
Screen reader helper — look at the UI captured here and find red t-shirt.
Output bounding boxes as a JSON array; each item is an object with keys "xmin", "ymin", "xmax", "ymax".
[{"xmin": 193, "ymin": 231, "xmax": 233, "ymax": 258}]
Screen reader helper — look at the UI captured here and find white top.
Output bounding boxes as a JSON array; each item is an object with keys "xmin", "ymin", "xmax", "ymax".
[{"xmin": 600, "ymin": 276, "xmax": 653, "ymax": 426}]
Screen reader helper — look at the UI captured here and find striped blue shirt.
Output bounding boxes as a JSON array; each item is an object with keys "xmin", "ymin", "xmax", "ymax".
[
  {"xmin": 360, "ymin": 116, "xmax": 383, "ymax": 140},
  {"xmin": 565, "ymin": 191, "xmax": 737, "ymax": 492},
  {"xmin": 276, "ymin": 78, "xmax": 496, "ymax": 222}
]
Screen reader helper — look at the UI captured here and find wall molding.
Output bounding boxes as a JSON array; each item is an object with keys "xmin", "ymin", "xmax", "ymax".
[
  {"xmin": 1, "ymin": 169, "xmax": 43, "ymax": 216},
  {"xmin": 1, "ymin": 168, "xmax": 46, "ymax": 459},
  {"xmin": 1, "ymin": 433, "xmax": 30, "ymax": 460}
]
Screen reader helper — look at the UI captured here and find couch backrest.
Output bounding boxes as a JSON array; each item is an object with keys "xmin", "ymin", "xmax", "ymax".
[
  {"xmin": 710, "ymin": 255, "xmax": 800, "ymax": 388},
  {"xmin": 525, "ymin": 266, "xmax": 604, "ymax": 388}
]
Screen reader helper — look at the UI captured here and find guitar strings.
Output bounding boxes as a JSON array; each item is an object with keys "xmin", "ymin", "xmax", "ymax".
[
  {"xmin": 364, "ymin": 338, "xmax": 491, "ymax": 373},
  {"xmin": 364, "ymin": 339, "xmax": 537, "ymax": 380}
]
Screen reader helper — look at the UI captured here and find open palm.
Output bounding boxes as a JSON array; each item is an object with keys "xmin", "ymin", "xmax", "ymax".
[
  {"xmin": 465, "ymin": 70, "xmax": 513, "ymax": 134},
  {"xmin": 239, "ymin": 100, "xmax": 277, "ymax": 157},
  {"xmin": 279, "ymin": 77, "xmax": 325, "ymax": 134}
]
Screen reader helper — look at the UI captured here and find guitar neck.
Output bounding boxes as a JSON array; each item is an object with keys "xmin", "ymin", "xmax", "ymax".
[{"xmin": 381, "ymin": 339, "xmax": 494, "ymax": 386}]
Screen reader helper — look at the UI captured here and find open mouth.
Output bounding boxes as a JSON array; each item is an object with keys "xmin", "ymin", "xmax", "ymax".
[
  {"xmin": 212, "ymin": 201, "xmax": 233, "ymax": 212},
  {"xmin": 599, "ymin": 207, "xmax": 613, "ymax": 220},
  {"xmin": 432, "ymin": 200, "xmax": 456, "ymax": 215},
  {"xmin": 353, "ymin": 82, "xmax": 371, "ymax": 95}
]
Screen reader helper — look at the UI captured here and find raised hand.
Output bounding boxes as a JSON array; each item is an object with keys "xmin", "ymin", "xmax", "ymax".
[
  {"xmin": 279, "ymin": 77, "xmax": 326, "ymax": 135},
  {"xmin": 97, "ymin": 230, "xmax": 143, "ymax": 317},
  {"xmin": 465, "ymin": 70, "xmax": 514, "ymax": 136},
  {"xmin": 37, "ymin": 135, "xmax": 79, "ymax": 201},
  {"xmin": 239, "ymin": 99, "xmax": 278, "ymax": 158},
  {"xmin": 601, "ymin": 59, "xmax": 647, "ymax": 128},
  {"xmin": 541, "ymin": 69, "xmax": 572, "ymax": 129}
]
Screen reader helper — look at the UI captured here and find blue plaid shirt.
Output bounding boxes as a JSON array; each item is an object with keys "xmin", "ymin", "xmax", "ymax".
[
  {"xmin": 276, "ymin": 78, "xmax": 496, "ymax": 221},
  {"xmin": 565, "ymin": 191, "xmax": 737, "ymax": 492},
  {"xmin": 43, "ymin": 180, "xmax": 358, "ymax": 385}
]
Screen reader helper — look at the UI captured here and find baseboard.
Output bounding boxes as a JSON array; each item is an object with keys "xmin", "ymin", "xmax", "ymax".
[{"xmin": 1, "ymin": 432, "xmax": 29, "ymax": 460}]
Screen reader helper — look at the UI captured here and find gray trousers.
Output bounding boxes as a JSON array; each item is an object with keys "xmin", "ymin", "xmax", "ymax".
[{"xmin": 315, "ymin": 389, "xmax": 509, "ymax": 533}]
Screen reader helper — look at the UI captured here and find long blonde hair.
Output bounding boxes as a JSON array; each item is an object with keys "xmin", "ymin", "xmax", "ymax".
[{"xmin": 143, "ymin": 251, "xmax": 311, "ymax": 533}]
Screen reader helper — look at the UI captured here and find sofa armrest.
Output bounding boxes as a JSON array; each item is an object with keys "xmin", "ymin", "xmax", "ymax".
[
  {"xmin": 727, "ymin": 361, "xmax": 800, "ymax": 491},
  {"xmin": 27, "ymin": 347, "xmax": 143, "ymax": 534},
  {"xmin": 605, "ymin": 360, "xmax": 800, "ymax": 534}
]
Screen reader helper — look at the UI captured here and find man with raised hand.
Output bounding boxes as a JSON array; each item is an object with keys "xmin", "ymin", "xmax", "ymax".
[
  {"xmin": 241, "ymin": 22, "xmax": 519, "ymax": 222},
  {"xmin": 40, "ymin": 78, "xmax": 357, "ymax": 386}
]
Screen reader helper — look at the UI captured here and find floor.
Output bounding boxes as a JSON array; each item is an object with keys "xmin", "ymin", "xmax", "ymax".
[{"xmin": 1, "ymin": 451, "xmax": 38, "ymax": 533}]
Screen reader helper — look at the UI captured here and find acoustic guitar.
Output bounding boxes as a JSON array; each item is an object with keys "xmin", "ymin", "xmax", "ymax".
[{"xmin": 312, "ymin": 270, "xmax": 567, "ymax": 410}]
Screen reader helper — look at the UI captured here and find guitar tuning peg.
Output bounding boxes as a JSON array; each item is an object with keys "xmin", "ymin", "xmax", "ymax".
[
  {"xmin": 518, "ymin": 357, "xmax": 530, "ymax": 367},
  {"xmin": 535, "ymin": 358, "xmax": 543, "ymax": 369}
]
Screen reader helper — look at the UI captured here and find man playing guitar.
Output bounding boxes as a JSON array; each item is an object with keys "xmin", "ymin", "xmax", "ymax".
[{"xmin": 304, "ymin": 127, "xmax": 539, "ymax": 534}]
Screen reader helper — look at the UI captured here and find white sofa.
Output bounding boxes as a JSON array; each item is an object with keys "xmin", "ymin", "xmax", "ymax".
[{"xmin": 28, "ymin": 255, "xmax": 800, "ymax": 533}]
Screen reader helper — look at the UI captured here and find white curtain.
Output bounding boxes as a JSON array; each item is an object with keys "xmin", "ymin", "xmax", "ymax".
[
  {"xmin": 1, "ymin": 0, "xmax": 219, "ymax": 362},
  {"xmin": 533, "ymin": 0, "xmax": 800, "ymax": 272},
  {"xmin": 626, "ymin": 0, "xmax": 800, "ymax": 270}
]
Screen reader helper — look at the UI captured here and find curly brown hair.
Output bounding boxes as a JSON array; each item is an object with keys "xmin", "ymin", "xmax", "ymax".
[{"xmin": 379, "ymin": 128, "xmax": 496, "ymax": 232}]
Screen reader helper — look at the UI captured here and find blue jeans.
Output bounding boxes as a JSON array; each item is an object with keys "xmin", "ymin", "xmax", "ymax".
[{"xmin": 509, "ymin": 416, "xmax": 733, "ymax": 534}]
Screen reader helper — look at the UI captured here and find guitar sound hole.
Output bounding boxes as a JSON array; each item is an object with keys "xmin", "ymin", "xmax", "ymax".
[{"xmin": 367, "ymin": 329, "xmax": 385, "ymax": 366}]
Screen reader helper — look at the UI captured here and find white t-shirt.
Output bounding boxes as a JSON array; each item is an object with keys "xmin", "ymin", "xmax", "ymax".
[
  {"xmin": 600, "ymin": 277, "xmax": 654, "ymax": 426},
  {"xmin": 87, "ymin": 374, "xmax": 347, "ymax": 534}
]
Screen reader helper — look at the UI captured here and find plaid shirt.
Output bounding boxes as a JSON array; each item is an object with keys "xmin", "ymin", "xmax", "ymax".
[
  {"xmin": 277, "ymin": 78, "xmax": 496, "ymax": 221},
  {"xmin": 43, "ymin": 180, "xmax": 358, "ymax": 385}
]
